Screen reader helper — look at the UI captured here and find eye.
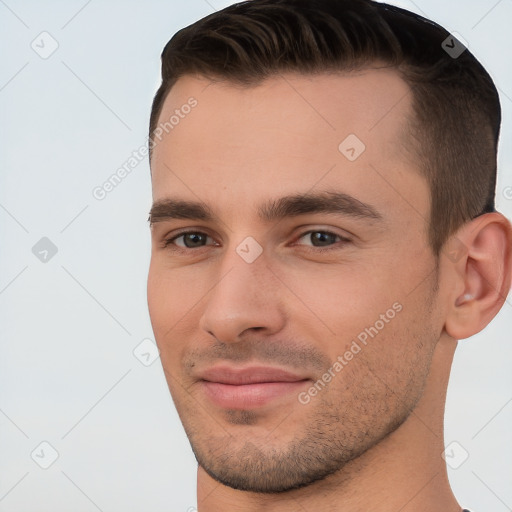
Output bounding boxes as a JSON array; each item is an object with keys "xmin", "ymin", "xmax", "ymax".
[
  {"xmin": 164, "ymin": 231, "xmax": 216, "ymax": 249},
  {"xmin": 295, "ymin": 230, "xmax": 350, "ymax": 249}
]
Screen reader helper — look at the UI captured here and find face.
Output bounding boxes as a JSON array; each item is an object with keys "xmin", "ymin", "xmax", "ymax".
[{"xmin": 147, "ymin": 70, "xmax": 443, "ymax": 492}]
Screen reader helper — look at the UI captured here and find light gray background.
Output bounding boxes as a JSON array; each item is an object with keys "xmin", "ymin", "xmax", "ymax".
[{"xmin": 1, "ymin": 0, "xmax": 511, "ymax": 510}]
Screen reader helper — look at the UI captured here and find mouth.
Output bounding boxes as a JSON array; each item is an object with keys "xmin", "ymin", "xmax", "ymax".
[{"xmin": 197, "ymin": 365, "xmax": 310, "ymax": 409}]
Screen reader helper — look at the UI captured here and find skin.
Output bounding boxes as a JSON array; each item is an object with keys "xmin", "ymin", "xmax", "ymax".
[{"xmin": 147, "ymin": 69, "xmax": 512, "ymax": 512}]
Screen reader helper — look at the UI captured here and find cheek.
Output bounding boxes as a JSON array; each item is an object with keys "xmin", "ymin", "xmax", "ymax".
[
  {"xmin": 280, "ymin": 258, "xmax": 435, "ymax": 370},
  {"xmin": 147, "ymin": 262, "xmax": 167, "ymax": 331},
  {"xmin": 278, "ymin": 263, "xmax": 395, "ymax": 338},
  {"xmin": 147, "ymin": 263, "xmax": 201, "ymax": 343},
  {"xmin": 147, "ymin": 265, "xmax": 202, "ymax": 389}
]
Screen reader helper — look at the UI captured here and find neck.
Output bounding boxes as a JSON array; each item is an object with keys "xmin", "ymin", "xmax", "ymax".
[{"xmin": 196, "ymin": 337, "xmax": 462, "ymax": 512}]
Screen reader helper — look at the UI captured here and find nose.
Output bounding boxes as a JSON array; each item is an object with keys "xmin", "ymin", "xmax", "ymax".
[{"xmin": 198, "ymin": 249, "xmax": 286, "ymax": 343}]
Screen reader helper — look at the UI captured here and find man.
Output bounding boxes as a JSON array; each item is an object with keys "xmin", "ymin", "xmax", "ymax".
[{"xmin": 146, "ymin": 0, "xmax": 512, "ymax": 510}]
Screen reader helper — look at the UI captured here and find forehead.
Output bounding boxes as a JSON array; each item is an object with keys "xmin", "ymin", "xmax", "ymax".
[{"xmin": 150, "ymin": 70, "xmax": 428, "ymax": 228}]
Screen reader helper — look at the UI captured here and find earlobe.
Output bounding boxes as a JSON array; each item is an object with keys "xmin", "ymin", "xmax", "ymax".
[{"xmin": 444, "ymin": 212, "xmax": 512, "ymax": 340}]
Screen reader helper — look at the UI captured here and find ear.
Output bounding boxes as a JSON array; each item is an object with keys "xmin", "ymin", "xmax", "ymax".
[{"xmin": 444, "ymin": 212, "xmax": 512, "ymax": 340}]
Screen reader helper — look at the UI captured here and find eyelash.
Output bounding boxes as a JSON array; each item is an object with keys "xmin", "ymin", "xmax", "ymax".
[{"xmin": 162, "ymin": 229, "xmax": 351, "ymax": 253}]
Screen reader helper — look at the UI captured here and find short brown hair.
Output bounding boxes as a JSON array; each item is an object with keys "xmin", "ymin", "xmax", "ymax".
[{"xmin": 148, "ymin": 0, "xmax": 501, "ymax": 256}]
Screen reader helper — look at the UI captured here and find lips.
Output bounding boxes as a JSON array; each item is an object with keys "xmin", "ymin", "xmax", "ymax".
[
  {"xmin": 199, "ymin": 365, "xmax": 308, "ymax": 385},
  {"xmin": 197, "ymin": 365, "xmax": 310, "ymax": 409}
]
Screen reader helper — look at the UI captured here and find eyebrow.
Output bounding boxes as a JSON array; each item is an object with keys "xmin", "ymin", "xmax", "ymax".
[{"xmin": 148, "ymin": 191, "xmax": 383, "ymax": 226}]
